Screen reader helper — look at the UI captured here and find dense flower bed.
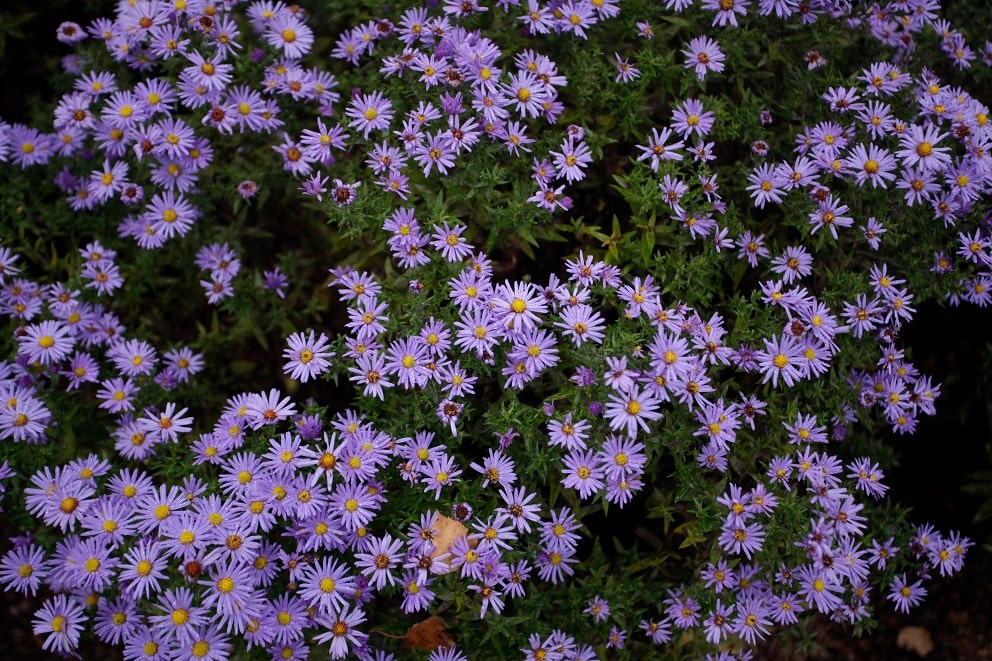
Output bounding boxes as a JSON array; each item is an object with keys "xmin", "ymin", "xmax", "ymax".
[{"xmin": 0, "ymin": 0, "xmax": 988, "ymax": 659}]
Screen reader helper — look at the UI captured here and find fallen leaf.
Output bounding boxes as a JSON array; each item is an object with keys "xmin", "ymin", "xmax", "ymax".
[
  {"xmin": 897, "ymin": 626, "xmax": 934, "ymax": 657},
  {"xmin": 429, "ymin": 513, "xmax": 469, "ymax": 573},
  {"xmin": 405, "ymin": 616, "xmax": 455, "ymax": 651}
]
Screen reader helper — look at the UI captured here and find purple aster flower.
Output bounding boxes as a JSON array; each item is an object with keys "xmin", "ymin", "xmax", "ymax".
[
  {"xmin": 346, "ymin": 300, "xmax": 390, "ymax": 342},
  {"xmin": 34, "ymin": 474, "xmax": 93, "ymax": 531},
  {"xmin": 549, "ymin": 137, "xmax": 592, "ymax": 184},
  {"xmin": 771, "ymin": 245, "xmax": 813, "ymax": 284},
  {"xmin": 32, "ymin": 594, "xmax": 85, "ymax": 655},
  {"xmin": 236, "ymin": 180, "xmax": 259, "ymax": 199},
  {"xmin": 718, "ymin": 516, "xmax": 766, "ymax": 559},
  {"xmin": 176, "ymin": 627, "xmax": 231, "ymax": 660},
  {"xmin": 133, "ymin": 483, "xmax": 188, "ymax": 533},
  {"xmin": 312, "ymin": 604, "xmax": 367, "ymax": 660},
  {"xmin": 734, "ymin": 597, "xmax": 772, "ymax": 644},
  {"xmin": 896, "ymin": 124, "xmax": 952, "ymax": 173},
  {"xmin": 848, "ymin": 457, "xmax": 888, "ymax": 499},
  {"xmin": 429, "ymin": 222, "xmax": 473, "ymax": 261},
  {"xmin": 861, "ymin": 216, "xmax": 886, "ymax": 249},
  {"xmin": 888, "ymin": 573, "xmax": 927, "ymax": 613},
  {"xmin": 640, "ymin": 618, "xmax": 672, "ymax": 644},
  {"xmin": 547, "ymin": 413, "xmax": 591, "ymax": 451},
  {"xmin": 539, "ymin": 507, "xmax": 581, "ymax": 555},
  {"xmin": 606, "ymin": 476, "xmax": 644, "ymax": 507},
  {"xmin": 636, "ymin": 127, "xmax": 684, "ymax": 172},
  {"xmin": 80, "ymin": 493, "xmax": 134, "ymax": 545},
  {"xmin": 498, "ymin": 485, "xmax": 542, "ymax": 534},
  {"xmin": 272, "ymin": 133, "xmax": 314, "ymax": 177},
  {"xmin": 162, "ymin": 346, "xmax": 203, "ymax": 383},
  {"xmin": 845, "ymin": 143, "xmax": 897, "ymax": 188},
  {"xmin": 555, "ymin": 304, "xmax": 606, "ymax": 346},
  {"xmin": 0, "ymin": 542, "xmax": 49, "ymax": 596},
  {"xmin": 702, "ymin": 0, "xmax": 749, "ymax": 26},
  {"xmin": 562, "ymin": 450, "xmax": 604, "ymax": 499},
  {"xmin": 584, "ymin": 595, "xmax": 611, "ymax": 623},
  {"xmin": 469, "ymin": 449, "xmax": 517, "ymax": 489},
  {"xmin": 746, "ymin": 164, "xmax": 786, "ymax": 208},
  {"xmin": 493, "ymin": 281, "xmax": 547, "ymax": 335},
  {"xmin": 349, "ymin": 351, "xmax": 393, "ymax": 400},
  {"xmin": 769, "ymin": 591, "xmax": 804, "ymax": 625},
  {"xmin": 421, "ymin": 451, "xmax": 462, "ymax": 495},
  {"xmin": 697, "ymin": 441, "xmax": 729, "ymax": 472},
  {"xmin": 701, "ymin": 559, "xmax": 736, "ymax": 593},
  {"xmin": 330, "ymin": 179, "xmax": 360, "ymax": 207},
  {"xmin": 606, "ymin": 625, "xmax": 626, "ymax": 649},
  {"xmin": 682, "ymin": 36, "xmax": 725, "ymax": 80},
  {"xmin": 756, "ymin": 335, "xmax": 802, "ymax": 387},
  {"xmin": 244, "ymin": 388, "xmax": 296, "ymax": 429},
  {"xmin": 183, "ymin": 50, "xmax": 232, "ymax": 93},
  {"xmin": 659, "ymin": 174, "xmax": 689, "ymax": 213},
  {"xmin": 415, "ymin": 130, "xmax": 457, "ymax": 176},
  {"xmin": 17, "ymin": 320, "xmax": 75, "ymax": 366},
  {"xmin": 265, "ymin": 14, "xmax": 314, "ymax": 58},
  {"xmin": 665, "ymin": 591, "xmax": 701, "ymax": 629},
  {"xmin": 299, "ymin": 172, "xmax": 328, "ymax": 201},
  {"xmin": 140, "ymin": 402, "xmax": 193, "ymax": 444},
  {"xmin": 106, "ymin": 338, "xmax": 157, "ymax": 377},
  {"xmin": 200, "ymin": 276, "xmax": 234, "ymax": 305},
  {"xmin": 841, "ymin": 294, "xmax": 884, "ymax": 338},
  {"xmin": 346, "ymin": 91, "xmax": 394, "ymax": 139},
  {"xmin": 528, "ymin": 182, "xmax": 570, "ymax": 212},
  {"xmin": 147, "ymin": 585, "xmax": 210, "ymax": 644},
  {"xmin": 262, "ymin": 267, "xmax": 288, "ymax": 298},
  {"xmin": 64, "ymin": 538, "xmax": 119, "ymax": 592},
  {"xmin": 672, "ymin": 98, "xmax": 716, "ymax": 138},
  {"xmin": 118, "ymin": 538, "xmax": 169, "ymax": 600},
  {"xmin": 283, "ymin": 331, "xmax": 334, "ymax": 383},
  {"xmin": 504, "ymin": 70, "xmax": 548, "ymax": 118},
  {"xmin": 400, "ymin": 568, "xmax": 436, "ymax": 613},
  {"xmin": 605, "ymin": 388, "xmax": 662, "ymax": 439},
  {"xmin": 797, "ymin": 565, "xmax": 844, "ymax": 613},
  {"xmin": 703, "ymin": 598, "xmax": 733, "ymax": 644},
  {"xmin": 444, "ymin": 115, "xmax": 481, "ymax": 154},
  {"xmin": 56, "ymin": 21, "xmax": 86, "ymax": 44},
  {"xmin": 331, "ymin": 481, "xmax": 379, "ymax": 531},
  {"xmin": 87, "ymin": 159, "xmax": 130, "ymax": 204},
  {"xmin": 354, "ymin": 533, "xmax": 404, "ymax": 590},
  {"xmin": 93, "ymin": 597, "xmax": 139, "ymax": 646},
  {"xmin": 536, "ymin": 546, "xmax": 577, "ymax": 584},
  {"xmin": 614, "ymin": 53, "xmax": 640, "ymax": 83},
  {"xmin": 453, "ymin": 307, "xmax": 502, "ymax": 358},
  {"xmin": 298, "ymin": 558, "xmax": 355, "ymax": 614}
]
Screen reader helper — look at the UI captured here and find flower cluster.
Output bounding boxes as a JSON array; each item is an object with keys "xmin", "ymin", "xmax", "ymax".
[{"xmin": 0, "ymin": 0, "xmax": 988, "ymax": 659}]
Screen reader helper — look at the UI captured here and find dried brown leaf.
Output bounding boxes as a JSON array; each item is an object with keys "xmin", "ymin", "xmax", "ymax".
[
  {"xmin": 897, "ymin": 626, "xmax": 934, "ymax": 657},
  {"xmin": 404, "ymin": 616, "xmax": 455, "ymax": 651},
  {"xmin": 429, "ymin": 513, "xmax": 469, "ymax": 573}
]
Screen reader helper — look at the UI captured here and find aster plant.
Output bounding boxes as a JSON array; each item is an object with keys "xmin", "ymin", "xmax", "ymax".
[{"xmin": 0, "ymin": 0, "xmax": 989, "ymax": 659}]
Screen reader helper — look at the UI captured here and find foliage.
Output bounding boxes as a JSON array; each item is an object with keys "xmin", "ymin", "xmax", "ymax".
[{"xmin": 0, "ymin": 0, "xmax": 988, "ymax": 660}]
